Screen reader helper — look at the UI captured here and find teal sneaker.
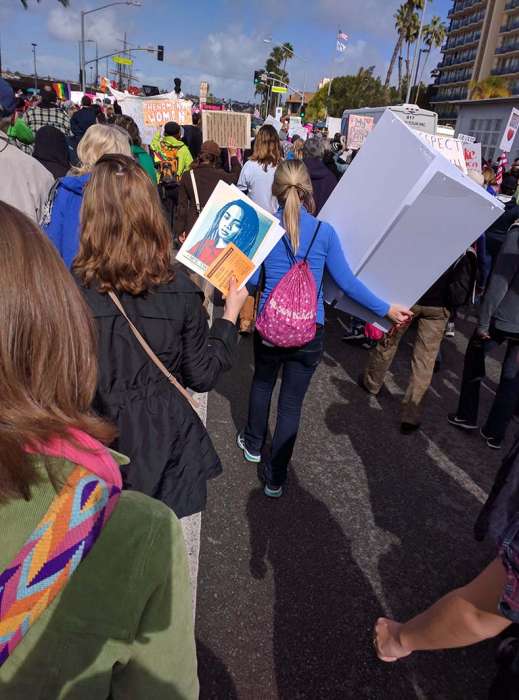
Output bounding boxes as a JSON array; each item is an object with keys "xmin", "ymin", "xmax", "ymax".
[
  {"xmin": 264, "ymin": 483, "xmax": 283, "ymax": 498},
  {"xmin": 236, "ymin": 432, "xmax": 261, "ymax": 463}
]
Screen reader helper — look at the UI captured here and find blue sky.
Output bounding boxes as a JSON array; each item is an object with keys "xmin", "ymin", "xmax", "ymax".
[{"xmin": 0, "ymin": 0, "xmax": 452, "ymax": 101}]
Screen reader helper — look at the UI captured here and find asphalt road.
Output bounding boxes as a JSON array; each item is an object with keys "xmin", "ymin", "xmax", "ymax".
[{"xmin": 195, "ymin": 306, "xmax": 508, "ymax": 700}]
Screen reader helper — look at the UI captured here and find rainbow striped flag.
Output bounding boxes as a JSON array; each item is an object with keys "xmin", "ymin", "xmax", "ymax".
[{"xmin": 52, "ymin": 82, "xmax": 70, "ymax": 101}]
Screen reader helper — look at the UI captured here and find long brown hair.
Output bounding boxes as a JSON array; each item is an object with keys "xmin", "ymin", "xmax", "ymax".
[
  {"xmin": 272, "ymin": 160, "xmax": 315, "ymax": 252},
  {"xmin": 74, "ymin": 154, "xmax": 174, "ymax": 295},
  {"xmin": 250, "ymin": 124, "xmax": 283, "ymax": 171},
  {"xmin": 0, "ymin": 202, "xmax": 115, "ymax": 502}
]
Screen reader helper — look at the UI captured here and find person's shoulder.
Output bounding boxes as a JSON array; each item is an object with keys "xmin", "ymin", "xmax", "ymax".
[
  {"xmin": 113, "ymin": 490, "xmax": 176, "ymax": 531},
  {"xmin": 158, "ymin": 268, "xmax": 203, "ymax": 295},
  {"xmin": 302, "ymin": 208, "xmax": 333, "ymax": 234},
  {"xmin": 102, "ymin": 491, "xmax": 182, "ymax": 575}
]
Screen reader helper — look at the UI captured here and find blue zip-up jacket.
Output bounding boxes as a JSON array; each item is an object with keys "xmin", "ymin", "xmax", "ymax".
[
  {"xmin": 249, "ymin": 207, "xmax": 390, "ymax": 325},
  {"xmin": 44, "ymin": 174, "xmax": 90, "ymax": 268}
]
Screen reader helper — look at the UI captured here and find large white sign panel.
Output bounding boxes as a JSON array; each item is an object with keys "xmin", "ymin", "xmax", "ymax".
[{"xmin": 320, "ymin": 110, "xmax": 503, "ymax": 330}]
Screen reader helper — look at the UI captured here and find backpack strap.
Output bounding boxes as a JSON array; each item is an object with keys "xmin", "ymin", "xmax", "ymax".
[
  {"xmin": 303, "ymin": 222, "xmax": 322, "ymax": 263},
  {"xmin": 281, "ymin": 221, "xmax": 322, "ymax": 264},
  {"xmin": 190, "ymin": 170, "xmax": 201, "ymax": 214}
]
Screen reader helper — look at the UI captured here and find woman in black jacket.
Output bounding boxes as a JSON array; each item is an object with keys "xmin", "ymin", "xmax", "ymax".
[{"xmin": 74, "ymin": 154, "xmax": 248, "ymax": 519}]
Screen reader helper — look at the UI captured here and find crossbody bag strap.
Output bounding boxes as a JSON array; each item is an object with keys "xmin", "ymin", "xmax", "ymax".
[
  {"xmin": 190, "ymin": 169, "xmax": 201, "ymax": 214},
  {"xmin": 108, "ymin": 291, "xmax": 198, "ymax": 410}
]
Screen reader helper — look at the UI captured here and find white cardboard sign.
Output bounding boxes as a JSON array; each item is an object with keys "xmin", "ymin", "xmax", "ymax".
[
  {"xmin": 415, "ymin": 132, "xmax": 468, "ymax": 175},
  {"xmin": 464, "ymin": 142, "xmax": 482, "ymax": 174},
  {"xmin": 320, "ymin": 111, "xmax": 503, "ymax": 330},
  {"xmin": 347, "ymin": 115, "xmax": 374, "ymax": 149},
  {"xmin": 458, "ymin": 133, "xmax": 476, "ymax": 144},
  {"xmin": 264, "ymin": 115, "xmax": 282, "ymax": 133},
  {"xmin": 326, "ymin": 116, "xmax": 342, "ymax": 137},
  {"xmin": 500, "ymin": 108, "xmax": 519, "ymax": 153},
  {"xmin": 109, "ymin": 87, "xmax": 192, "ymax": 145}
]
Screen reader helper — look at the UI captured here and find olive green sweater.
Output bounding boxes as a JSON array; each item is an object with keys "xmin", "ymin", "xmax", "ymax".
[{"xmin": 0, "ymin": 455, "xmax": 199, "ymax": 699}]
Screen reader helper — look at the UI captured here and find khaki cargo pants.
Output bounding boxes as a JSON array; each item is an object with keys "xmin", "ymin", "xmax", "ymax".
[{"xmin": 363, "ymin": 304, "xmax": 450, "ymax": 425}]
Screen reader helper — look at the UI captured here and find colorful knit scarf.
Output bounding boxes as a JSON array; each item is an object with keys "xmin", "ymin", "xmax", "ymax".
[{"xmin": 0, "ymin": 434, "xmax": 121, "ymax": 668}]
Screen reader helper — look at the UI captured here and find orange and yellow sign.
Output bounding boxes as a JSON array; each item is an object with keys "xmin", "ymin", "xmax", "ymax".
[{"xmin": 142, "ymin": 99, "xmax": 192, "ymax": 128}]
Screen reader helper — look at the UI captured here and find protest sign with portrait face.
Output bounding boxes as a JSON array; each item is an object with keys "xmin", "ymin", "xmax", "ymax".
[{"xmin": 176, "ymin": 181, "xmax": 284, "ymax": 293}]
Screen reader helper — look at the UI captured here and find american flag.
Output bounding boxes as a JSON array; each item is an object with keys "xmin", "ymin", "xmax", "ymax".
[
  {"xmin": 337, "ymin": 30, "xmax": 348, "ymax": 53},
  {"xmin": 496, "ymin": 151, "xmax": 509, "ymax": 185}
]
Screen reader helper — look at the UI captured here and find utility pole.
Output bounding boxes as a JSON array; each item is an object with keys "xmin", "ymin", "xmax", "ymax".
[
  {"xmin": 80, "ymin": 10, "xmax": 86, "ymax": 91},
  {"xmin": 95, "ymin": 42, "xmax": 99, "ymax": 88},
  {"xmin": 31, "ymin": 43, "xmax": 38, "ymax": 92}
]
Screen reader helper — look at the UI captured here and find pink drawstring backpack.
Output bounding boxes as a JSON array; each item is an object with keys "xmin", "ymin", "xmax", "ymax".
[
  {"xmin": 364, "ymin": 323, "xmax": 385, "ymax": 342},
  {"xmin": 256, "ymin": 223, "xmax": 322, "ymax": 348}
]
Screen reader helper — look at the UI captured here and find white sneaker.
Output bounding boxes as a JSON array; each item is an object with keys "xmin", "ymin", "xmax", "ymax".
[{"xmin": 445, "ymin": 322, "xmax": 455, "ymax": 338}]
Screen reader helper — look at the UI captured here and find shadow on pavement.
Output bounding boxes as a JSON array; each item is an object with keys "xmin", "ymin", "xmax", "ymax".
[
  {"xmin": 197, "ymin": 639, "xmax": 239, "ymax": 699},
  {"xmin": 246, "ymin": 472, "xmax": 418, "ymax": 700}
]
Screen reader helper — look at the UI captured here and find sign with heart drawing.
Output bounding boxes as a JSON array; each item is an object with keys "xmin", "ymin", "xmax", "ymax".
[{"xmin": 500, "ymin": 108, "xmax": 519, "ymax": 153}]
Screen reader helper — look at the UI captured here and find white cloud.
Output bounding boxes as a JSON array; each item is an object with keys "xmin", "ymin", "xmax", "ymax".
[
  {"xmin": 47, "ymin": 4, "xmax": 128, "ymax": 52},
  {"xmin": 160, "ymin": 30, "xmax": 267, "ymax": 99}
]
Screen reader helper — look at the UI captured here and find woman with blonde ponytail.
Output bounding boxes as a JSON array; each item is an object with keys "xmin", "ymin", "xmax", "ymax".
[{"xmin": 237, "ymin": 160, "xmax": 412, "ymax": 499}]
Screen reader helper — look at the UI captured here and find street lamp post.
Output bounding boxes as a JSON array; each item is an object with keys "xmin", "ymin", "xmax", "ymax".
[
  {"xmin": 31, "ymin": 43, "xmax": 37, "ymax": 92},
  {"xmin": 84, "ymin": 39, "xmax": 99, "ymax": 89},
  {"xmin": 80, "ymin": 1, "xmax": 141, "ymax": 92}
]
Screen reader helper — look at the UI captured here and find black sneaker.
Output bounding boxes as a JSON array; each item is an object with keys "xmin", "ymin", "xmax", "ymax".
[
  {"xmin": 447, "ymin": 414, "xmax": 478, "ymax": 430},
  {"xmin": 480, "ymin": 428, "xmax": 502, "ymax": 450},
  {"xmin": 342, "ymin": 329, "xmax": 364, "ymax": 342}
]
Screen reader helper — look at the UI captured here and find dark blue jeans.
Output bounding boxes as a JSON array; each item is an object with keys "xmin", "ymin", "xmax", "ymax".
[
  {"xmin": 457, "ymin": 325, "xmax": 519, "ymax": 442},
  {"xmin": 244, "ymin": 327, "xmax": 324, "ymax": 487}
]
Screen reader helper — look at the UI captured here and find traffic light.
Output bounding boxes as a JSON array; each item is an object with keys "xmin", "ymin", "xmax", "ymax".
[
  {"xmin": 157, "ymin": 45, "xmax": 164, "ymax": 62},
  {"xmin": 254, "ymin": 70, "xmax": 262, "ymax": 85},
  {"xmin": 300, "ymin": 106, "xmax": 306, "ymax": 121}
]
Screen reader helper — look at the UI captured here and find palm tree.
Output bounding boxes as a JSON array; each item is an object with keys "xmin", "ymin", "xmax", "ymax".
[
  {"xmin": 385, "ymin": 3, "xmax": 407, "ymax": 89},
  {"xmin": 403, "ymin": 10, "xmax": 421, "ymax": 94},
  {"xmin": 420, "ymin": 16, "xmax": 447, "ymax": 82},
  {"xmin": 280, "ymin": 42, "xmax": 294, "ymax": 72},
  {"xmin": 385, "ymin": 0, "xmax": 427, "ymax": 89},
  {"xmin": 469, "ymin": 76, "xmax": 511, "ymax": 100},
  {"xmin": 413, "ymin": 15, "xmax": 447, "ymax": 102},
  {"xmin": 20, "ymin": 0, "xmax": 69, "ymax": 6}
]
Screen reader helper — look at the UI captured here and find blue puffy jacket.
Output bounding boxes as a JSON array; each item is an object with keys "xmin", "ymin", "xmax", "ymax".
[{"xmin": 44, "ymin": 173, "xmax": 90, "ymax": 268}]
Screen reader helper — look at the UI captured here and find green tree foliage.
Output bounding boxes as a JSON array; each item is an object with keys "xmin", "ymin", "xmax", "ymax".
[
  {"xmin": 469, "ymin": 76, "xmax": 511, "ymax": 100},
  {"xmin": 307, "ymin": 67, "xmax": 394, "ymax": 122}
]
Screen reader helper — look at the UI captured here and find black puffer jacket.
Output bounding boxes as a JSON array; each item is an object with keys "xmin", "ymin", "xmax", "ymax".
[{"xmin": 79, "ymin": 270, "xmax": 237, "ymax": 518}]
